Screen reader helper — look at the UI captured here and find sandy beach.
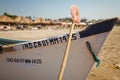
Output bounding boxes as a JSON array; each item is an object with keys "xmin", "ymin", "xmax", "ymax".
[
  {"xmin": 0, "ymin": 26, "xmax": 120, "ymax": 80},
  {"xmin": 0, "ymin": 28, "xmax": 81, "ymax": 40},
  {"xmin": 87, "ymin": 26, "xmax": 120, "ymax": 80}
]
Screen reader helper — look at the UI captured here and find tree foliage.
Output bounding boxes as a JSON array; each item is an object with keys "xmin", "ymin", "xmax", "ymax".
[
  {"xmin": 3, "ymin": 12, "xmax": 18, "ymax": 19},
  {"xmin": 81, "ymin": 18, "xmax": 87, "ymax": 23},
  {"xmin": 58, "ymin": 17, "xmax": 72, "ymax": 22},
  {"xmin": 26, "ymin": 16, "xmax": 32, "ymax": 20}
]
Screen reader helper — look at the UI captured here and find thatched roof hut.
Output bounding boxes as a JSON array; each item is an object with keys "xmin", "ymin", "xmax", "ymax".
[
  {"xmin": 0, "ymin": 15, "xmax": 14, "ymax": 23},
  {"xmin": 34, "ymin": 18, "xmax": 43, "ymax": 23},
  {"xmin": 34, "ymin": 18, "xmax": 51, "ymax": 25},
  {"xmin": 14, "ymin": 16, "xmax": 33, "ymax": 24}
]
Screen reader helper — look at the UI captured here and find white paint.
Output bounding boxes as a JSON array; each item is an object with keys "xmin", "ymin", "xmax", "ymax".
[{"xmin": 0, "ymin": 32, "xmax": 109, "ymax": 80}]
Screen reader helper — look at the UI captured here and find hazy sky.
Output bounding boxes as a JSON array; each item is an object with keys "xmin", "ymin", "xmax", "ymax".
[{"xmin": 0, "ymin": 0, "xmax": 120, "ymax": 20}]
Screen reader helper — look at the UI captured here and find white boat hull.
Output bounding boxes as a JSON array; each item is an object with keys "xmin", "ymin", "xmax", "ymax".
[
  {"xmin": 0, "ymin": 18, "xmax": 117, "ymax": 80},
  {"xmin": 0, "ymin": 32, "xmax": 109, "ymax": 80}
]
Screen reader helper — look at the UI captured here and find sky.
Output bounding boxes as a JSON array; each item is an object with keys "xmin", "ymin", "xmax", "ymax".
[{"xmin": 0, "ymin": 0, "xmax": 120, "ymax": 20}]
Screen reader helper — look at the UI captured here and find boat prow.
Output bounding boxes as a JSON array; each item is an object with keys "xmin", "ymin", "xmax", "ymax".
[{"xmin": 0, "ymin": 17, "xmax": 118, "ymax": 80}]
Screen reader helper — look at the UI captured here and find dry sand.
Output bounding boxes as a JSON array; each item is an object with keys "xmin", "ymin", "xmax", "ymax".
[
  {"xmin": 0, "ymin": 27, "xmax": 120, "ymax": 80},
  {"xmin": 87, "ymin": 26, "xmax": 120, "ymax": 80},
  {"xmin": 0, "ymin": 29, "xmax": 80, "ymax": 40}
]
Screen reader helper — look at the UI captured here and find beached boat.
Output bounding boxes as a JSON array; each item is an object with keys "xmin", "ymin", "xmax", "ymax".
[{"xmin": 0, "ymin": 18, "xmax": 118, "ymax": 80}]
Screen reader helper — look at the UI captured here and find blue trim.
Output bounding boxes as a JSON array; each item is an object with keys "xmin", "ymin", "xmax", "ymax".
[
  {"xmin": 0, "ymin": 38, "xmax": 28, "ymax": 45},
  {"xmin": 80, "ymin": 18, "xmax": 118, "ymax": 38}
]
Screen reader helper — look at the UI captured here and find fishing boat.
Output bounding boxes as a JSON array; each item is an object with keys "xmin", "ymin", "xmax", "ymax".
[{"xmin": 0, "ymin": 17, "xmax": 118, "ymax": 80}]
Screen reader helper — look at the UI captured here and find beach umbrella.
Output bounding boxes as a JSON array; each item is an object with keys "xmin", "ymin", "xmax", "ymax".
[{"xmin": 58, "ymin": 5, "xmax": 80, "ymax": 80}]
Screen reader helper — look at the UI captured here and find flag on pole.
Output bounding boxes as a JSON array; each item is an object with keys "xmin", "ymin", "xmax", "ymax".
[{"xmin": 70, "ymin": 5, "xmax": 80, "ymax": 23}]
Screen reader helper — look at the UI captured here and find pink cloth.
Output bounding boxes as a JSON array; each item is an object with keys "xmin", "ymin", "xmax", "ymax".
[{"xmin": 70, "ymin": 5, "xmax": 80, "ymax": 23}]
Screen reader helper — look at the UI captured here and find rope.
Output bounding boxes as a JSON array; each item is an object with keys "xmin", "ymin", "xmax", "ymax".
[{"xmin": 86, "ymin": 41, "xmax": 100, "ymax": 67}]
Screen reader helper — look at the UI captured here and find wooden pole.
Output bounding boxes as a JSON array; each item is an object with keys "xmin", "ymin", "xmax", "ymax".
[{"xmin": 58, "ymin": 22, "xmax": 75, "ymax": 80}]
